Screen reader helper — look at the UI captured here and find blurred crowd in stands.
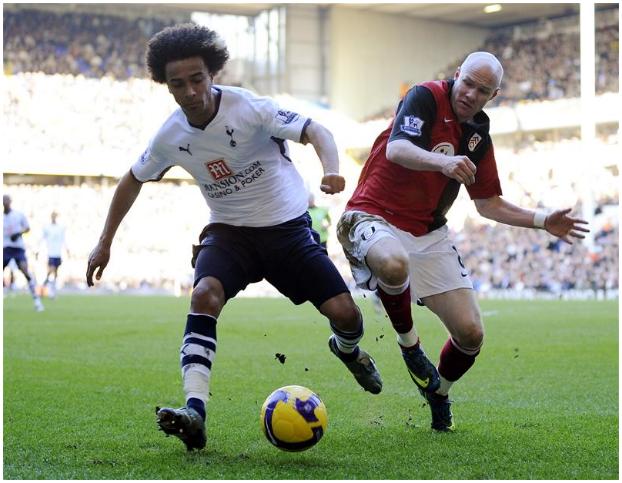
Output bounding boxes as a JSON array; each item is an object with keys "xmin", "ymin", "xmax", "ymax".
[
  {"xmin": 367, "ymin": 7, "xmax": 618, "ymax": 119},
  {"xmin": 456, "ymin": 205, "xmax": 618, "ymax": 299},
  {"xmin": 3, "ymin": 177, "xmax": 618, "ymax": 299},
  {"xmin": 3, "ymin": 6, "xmax": 619, "ymax": 300},
  {"xmin": 3, "ymin": 182, "xmax": 207, "ymax": 296},
  {"xmin": 3, "ymin": 9, "xmax": 174, "ymax": 79},
  {"xmin": 457, "ymin": 22, "xmax": 618, "ymax": 105},
  {"xmin": 4, "ymin": 6, "xmax": 619, "ymax": 109},
  {"xmin": 4, "ymin": 73, "xmax": 176, "ymax": 169}
]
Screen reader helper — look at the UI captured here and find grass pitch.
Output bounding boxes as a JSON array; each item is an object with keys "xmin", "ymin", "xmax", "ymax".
[{"xmin": 3, "ymin": 294, "xmax": 618, "ymax": 479}]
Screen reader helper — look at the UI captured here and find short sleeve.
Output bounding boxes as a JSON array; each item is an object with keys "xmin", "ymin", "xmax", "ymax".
[
  {"xmin": 253, "ymin": 96, "xmax": 311, "ymax": 143},
  {"xmin": 19, "ymin": 213, "xmax": 29, "ymax": 231},
  {"xmin": 130, "ymin": 141, "xmax": 173, "ymax": 183},
  {"xmin": 389, "ymin": 85, "xmax": 437, "ymax": 149}
]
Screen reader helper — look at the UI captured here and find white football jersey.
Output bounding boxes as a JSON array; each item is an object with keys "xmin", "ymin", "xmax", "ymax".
[
  {"xmin": 42, "ymin": 223, "xmax": 66, "ymax": 257},
  {"xmin": 3, "ymin": 210, "xmax": 29, "ymax": 250},
  {"xmin": 132, "ymin": 86, "xmax": 312, "ymax": 227}
]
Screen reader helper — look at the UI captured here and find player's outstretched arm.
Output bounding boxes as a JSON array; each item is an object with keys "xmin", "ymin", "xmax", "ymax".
[
  {"xmin": 474, "ymin": 196, "xmax": 590, "ymax": 244},
  {"xmin": 86, "ymin": 171, "xmax": 143, "ymax": 286},
  {"xmin": 301, "ymin": 121, "xmax": 345, "ymax": 195}
]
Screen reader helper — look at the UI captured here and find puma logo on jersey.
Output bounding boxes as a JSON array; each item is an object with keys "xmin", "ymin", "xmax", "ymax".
[{"xmin": 179, "ymin": 144, "xmax": 192, "ymax": 155}]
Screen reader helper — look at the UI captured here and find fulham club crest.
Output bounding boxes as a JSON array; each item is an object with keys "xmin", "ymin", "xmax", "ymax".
[{"xmin": 468, "ymin": 133, "xmax": 482, "ymax": 152}]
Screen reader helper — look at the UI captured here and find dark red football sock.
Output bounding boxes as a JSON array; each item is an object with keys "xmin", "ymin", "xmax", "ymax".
[
  {"xmin": 438, "ymin": 337, "xmax": 480, "ymax": 382},
  {"xmin": 377, "ymin": 286, "xmax": 415, "ymax": 336}
]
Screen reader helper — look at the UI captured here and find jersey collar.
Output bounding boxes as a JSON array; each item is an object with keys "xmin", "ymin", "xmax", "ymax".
[{"xmin": 187, "ymin": 87, "xmax": 222, "ymax": 131}]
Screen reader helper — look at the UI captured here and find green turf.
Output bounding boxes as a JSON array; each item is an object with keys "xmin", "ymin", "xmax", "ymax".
[{"xmin": 3, "ymin": 294, "xmax": 618, "ymax": 479}]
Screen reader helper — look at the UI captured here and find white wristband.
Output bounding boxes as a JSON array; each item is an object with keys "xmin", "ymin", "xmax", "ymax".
[{"xmin": 533, "ymin": 210, "xmax": 548, "ymax": 229}]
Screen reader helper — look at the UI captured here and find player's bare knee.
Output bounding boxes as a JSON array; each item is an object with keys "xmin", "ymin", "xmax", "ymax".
[
  {"xmin": 456, "ymin": 322, "xmax": 484, "ymax": 350},
  {"xmin": 319, "ymin": 293, "xmax": 361, "ymax": 332},
  {"xmin": 470, "ymin": 324, "xmax": 484, "ymax": 348},
  {"xmin": 190, "ymin": 277, "xmax": 225, "ymax": 316},
  {"xmin": 374, "ymin": 253, "xmax": 409, "ymax": 286}
]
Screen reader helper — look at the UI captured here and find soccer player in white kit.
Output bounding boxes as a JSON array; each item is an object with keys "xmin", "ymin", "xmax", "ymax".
[
  {"xmin": 86, "ymin": 24, "xmax": 382, "ymax": 451},
  {"xmin": 3, "ymin": 194, "xmax": 44, "ymax": 311},
  {"xmin": 40, "ymin": 211, "xmax": 67, "ymax": 299}
]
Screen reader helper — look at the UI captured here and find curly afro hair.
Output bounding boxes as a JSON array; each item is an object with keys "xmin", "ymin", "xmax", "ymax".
[{"xmin": 146, "ymin": 23, "xmax": 229, "ymax": 83}]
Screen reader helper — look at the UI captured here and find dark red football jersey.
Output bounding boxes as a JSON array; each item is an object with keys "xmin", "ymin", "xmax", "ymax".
[{"xmin": 347, "ymin": 79, "xmax": 502, "ymax": 236}]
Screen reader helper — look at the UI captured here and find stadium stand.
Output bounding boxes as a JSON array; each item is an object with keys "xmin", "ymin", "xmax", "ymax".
[
  {"xmin": 4, "ymin": 6, "xmax": 619, "ymax": 101},
  {"xmin": 4, "ymin": 136, "xmax": 618, "ymax": 299},
  {"xmin": 455, "ymin": 198, "xmax": 618, "ymax": 300},
  {"xmin": 3, "ymin": 182, "xmax": 206, "ymax": 295},
  {"xmin": 3, "ymin": 72, "xmax": 177, "ymax": 176},
  {"xmin": 365, "ymin": 6, "xmax": 618, "ymax": 119},
  {"xmin": 3, "ymin": 8, "xmax": 175, "ymax": 79},
  {"xmin": 438, "ymin": 6, "xmax": 619, "ymax": 105},
  {"xmin": 3, "ymin": 5, "xmax": 619, "ymax": 299}
]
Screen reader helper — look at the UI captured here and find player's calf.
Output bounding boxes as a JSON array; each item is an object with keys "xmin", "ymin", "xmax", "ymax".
[{"xmin": 437, "ymin": 337, "xmax": 481, "ymax": 395}]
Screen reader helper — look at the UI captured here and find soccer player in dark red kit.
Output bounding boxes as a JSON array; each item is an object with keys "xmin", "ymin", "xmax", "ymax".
[{"xmin": 337, "ymin": 51, "xmax": 589, "ymax": 431}]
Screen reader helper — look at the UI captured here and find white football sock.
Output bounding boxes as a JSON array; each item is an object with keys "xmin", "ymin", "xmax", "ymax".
[
  {"xmin": 397, "ymin": 327, "xmax": 419, "ymax": 348},
  {"xmin": 435, "ymin": 376, "xmax": 453, "ymax": 396}
]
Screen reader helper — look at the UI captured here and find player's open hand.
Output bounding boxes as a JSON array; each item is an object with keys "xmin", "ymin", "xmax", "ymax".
[
  {"xmin": 86, "ymin": 243, "xmax": 111, "ymax": 287},
  {"xmin": 544, "ymin": 208, "xmax": 590, "ymax": 244},
  {"xmin": 441, "ymin": 155, "xmax": 477, "ymax": 186},
  {"xmin": 320, "ymin": 174, "xmax": 345, "ymax": 194}
]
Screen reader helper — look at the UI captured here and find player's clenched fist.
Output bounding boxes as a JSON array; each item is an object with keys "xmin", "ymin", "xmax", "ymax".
[
  {"xmin": 441, "ymin": 155, "xmax": 477, "ymax": 186},
  {"xmin": 320, "ymin": 174, "xmax": 346, "ymax": 194}
]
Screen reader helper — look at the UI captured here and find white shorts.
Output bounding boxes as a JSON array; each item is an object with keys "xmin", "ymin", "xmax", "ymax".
[{"xmin": 336, "ymin": 210, "xmax": 473, "ymax": 301}]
